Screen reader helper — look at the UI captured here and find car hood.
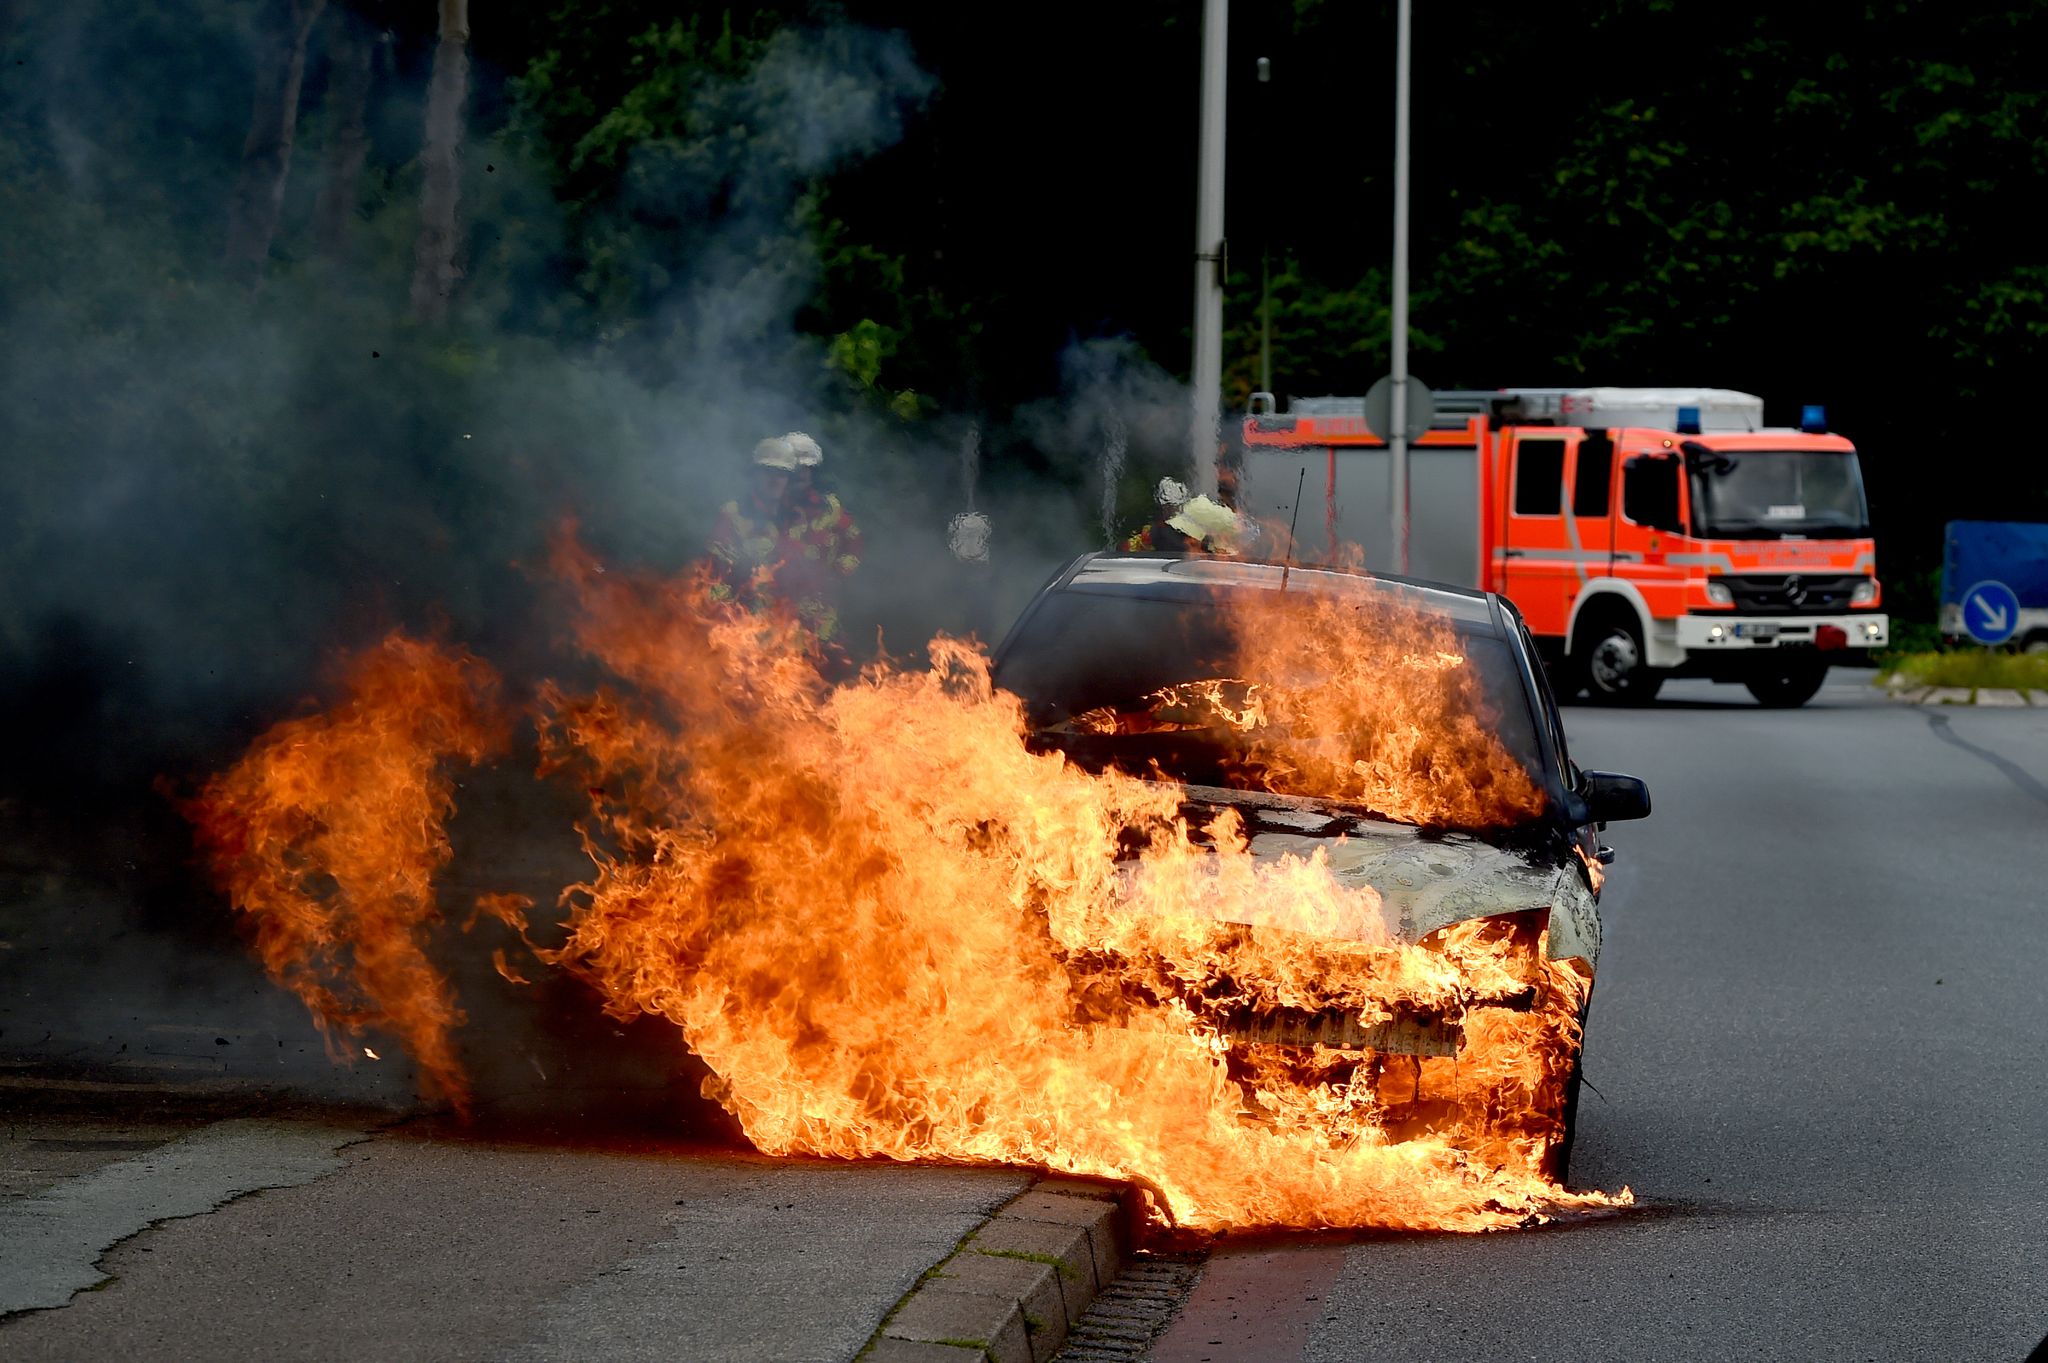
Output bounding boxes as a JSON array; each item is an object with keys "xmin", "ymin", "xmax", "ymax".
[{"xmin": 1171, "ymin": 784, "xmax": 1601, "ymax": 967}]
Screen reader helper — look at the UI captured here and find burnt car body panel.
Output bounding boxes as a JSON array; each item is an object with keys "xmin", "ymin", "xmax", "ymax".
[
  {"xmin": 990, "ymin": 554, "xmax": 1642, "ymax": 1179},
  {"xmin": 990, "ymin": 553, "xmax": 1614, "ymax": 968},
  {"xmin": 1227, "ymin": 793, "xmax": 1601, "ymax": 968}
]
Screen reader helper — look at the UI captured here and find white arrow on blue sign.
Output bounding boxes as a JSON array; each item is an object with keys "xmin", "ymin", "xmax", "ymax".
[{"xmin": 1961, "ymin": 579, "xmax": 2022, "ymax": 646}]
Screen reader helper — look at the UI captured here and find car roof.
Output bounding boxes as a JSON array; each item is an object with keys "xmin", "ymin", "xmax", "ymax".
[{"xmin": 1054, "ymin": 553, "xmax": 1505, "ymax": 632}]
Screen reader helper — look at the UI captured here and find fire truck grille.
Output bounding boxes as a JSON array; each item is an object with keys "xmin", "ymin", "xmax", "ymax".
[{"xmin": 1721, "ymin": 574, "xmax": 1867, "ymax": 614}]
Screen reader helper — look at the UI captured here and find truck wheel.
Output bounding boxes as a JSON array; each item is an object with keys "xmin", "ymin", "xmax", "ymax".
[
  {"xmin": 2022, "ymin": 631, "xmax": 2048, "ymax": 656},
  {"xmin": 1745, "ymin": 662, "xmax": 1828, "ymax": 708},
  {"xmin": 1579, "ymin": 616, "xmax": 1662, "ymax": 705}
]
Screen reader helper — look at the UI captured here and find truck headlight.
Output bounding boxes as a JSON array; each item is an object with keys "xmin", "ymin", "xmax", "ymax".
[
  {"xmin": 1705, "ymin": 581, "xmax": 1733, "ymax": 606},
  {"xmin": 1851, "ymin": 579, "xmax": 1879, "ymax": 606}
]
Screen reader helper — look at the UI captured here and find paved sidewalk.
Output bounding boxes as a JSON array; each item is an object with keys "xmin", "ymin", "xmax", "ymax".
[{"xmin": 0, "ymin": 1105, "xmax": 1029, "ymax": 1363}]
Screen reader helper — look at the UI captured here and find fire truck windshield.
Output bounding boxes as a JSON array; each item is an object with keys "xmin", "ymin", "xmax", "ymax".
[{"xmin": 1685, "ymin": 448, "xmax": 1870, "ymax": 540}]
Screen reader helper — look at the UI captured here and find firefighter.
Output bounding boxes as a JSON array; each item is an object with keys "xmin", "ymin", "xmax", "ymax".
[
  {"xmin": 1163, "ymin": 494, "xmax": 1243, "ymax": 555},
  {"xmin": 707, "ymin": 432, "xmax": 863, "ymax": 649},
  {"xmin": 1123, "ymin": 477, "xmax": 1191, "ymax": 552}
]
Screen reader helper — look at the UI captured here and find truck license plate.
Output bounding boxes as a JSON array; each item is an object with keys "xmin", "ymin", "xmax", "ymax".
[{"xmin": 1733, "ymin": 621, "xmax": 1779, "ymax": 640}]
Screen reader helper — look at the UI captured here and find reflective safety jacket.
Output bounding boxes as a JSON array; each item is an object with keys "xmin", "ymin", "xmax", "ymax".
[
  {"xmin": 707, "ymin": 490, "xmax": 863, "ymax": 642},
  {"xmin": 1122, "ymin": 519, "xmax": 1190, "ymax": 553}
]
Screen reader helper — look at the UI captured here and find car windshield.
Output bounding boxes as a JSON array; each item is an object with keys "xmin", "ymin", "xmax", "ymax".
[
  {"xmin": 1686, "ymin": 448, "xmax": 1870, "ymax": 539},
  {"xmin": 991, "ymin": 588, "xmax": 1546, "ymax": 825}
]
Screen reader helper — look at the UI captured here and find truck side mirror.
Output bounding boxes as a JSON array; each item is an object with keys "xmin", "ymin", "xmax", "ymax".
[
  {"xmin": 1681, "ymin": 440, "xmax": 1737, "ymax": 474},
  {"xmin": 1579, "ymin": 770, "xmax": 1651, "ymax": 824}
]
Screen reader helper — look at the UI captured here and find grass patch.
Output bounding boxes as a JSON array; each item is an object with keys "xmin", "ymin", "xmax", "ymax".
[
  {"xmin": 1886, "ymin": 617, "xmax": 1944, "ymax": 655},
  {"xmin": 1876, "ymin": 649, "xmax": 2048, "ymax": 692},
  {"xmin": 974, "ymin": 1246, "xmax": 1079, "ymax": 1280},
  {"xmin": 858, "ymin": 1250, "xmax": 981, "ymax": 1359}
]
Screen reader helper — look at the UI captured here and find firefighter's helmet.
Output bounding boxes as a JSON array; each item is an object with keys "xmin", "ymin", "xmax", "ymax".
[
  {"xmin": 947, "ymin": 511, "xmax": 992, "ymax": 563},
  {"xmin": 784, "ymin": 431, "xmax": 823, "ymax": 467},
  {"xmin": 752, "ymin": 433, "xmax": 821, "ymax": 469}
]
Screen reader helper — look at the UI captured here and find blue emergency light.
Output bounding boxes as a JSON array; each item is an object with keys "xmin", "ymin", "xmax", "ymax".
[
  {"xmin": 1675, "ymin": 405, "xmax": 1702, "ymax": 434},
  {"xmin": 1800, "ymin": 403, "xmax": 1827, "ymax": 433}
]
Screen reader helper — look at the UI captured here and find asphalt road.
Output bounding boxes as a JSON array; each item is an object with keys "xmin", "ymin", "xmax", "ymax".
[
  {"xmin": 1155, "ymin": 671, "xmax": 2048, "ymax": 1363},
  {"xmin": 7, "ymin": 670, "xmax": 2045, "ymax": 1362}
]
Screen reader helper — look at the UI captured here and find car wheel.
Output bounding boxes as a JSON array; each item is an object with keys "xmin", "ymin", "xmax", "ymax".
[
  {"xmin": 1578, "ymin": 616, "xmax": 1662, "ymax": 706},
  {"xmin": 1541, "ymin": 1049, "xmax": 1583, "ymax": 1185},
  {"xmin": 1744, "ymin": 661, "xmax": 1828, "ymax": 708},
  {"xmin": 2022, "ymin": 631, "xmax": 2048, "ymax": 656}
]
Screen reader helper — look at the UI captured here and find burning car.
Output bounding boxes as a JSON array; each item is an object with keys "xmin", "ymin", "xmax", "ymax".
[
  {"xmin": 189, "ymin": 537, "xmax": 1647, "ymax": 1231},
  {"xmin": 990, "ymin": 552, "xmax": 1650, "ymax": 1182}
]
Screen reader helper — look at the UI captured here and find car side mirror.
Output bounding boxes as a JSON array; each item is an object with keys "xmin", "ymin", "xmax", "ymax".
[{"xmin": 1580, "ymin": 770, "xmax": 1651, "ymax": 824}]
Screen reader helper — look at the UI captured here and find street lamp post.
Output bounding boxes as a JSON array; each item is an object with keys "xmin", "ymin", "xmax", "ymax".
[
  {"xmin": 1257, "ymin": 55, "xmax": 1271, "ymax": 399},
  {"xmin": 1190, "ymin": 0, "xmax": 1228, "ymax": 497},
  {"xmin": 1388, "ymin": 0, "xmax": 1412, "ymax": 573}
]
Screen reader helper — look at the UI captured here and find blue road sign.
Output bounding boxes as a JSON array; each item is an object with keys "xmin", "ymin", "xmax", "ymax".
[{"xmin": 1961, "ymin": 579, "xmax": 2021, "ymax": 645}]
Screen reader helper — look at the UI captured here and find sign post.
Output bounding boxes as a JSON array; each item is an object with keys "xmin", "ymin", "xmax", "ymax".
[
  {"xmin": 1365, "ymin": 374, "xmax": 1433, "ymax": 576},
  {"xmin": 1188, "ymin": 0, "xmax": 1228, "ymax": 497},
  {"xmin": 1388, "ymin": 0, "xmax": 1412, "ymax": 572}
]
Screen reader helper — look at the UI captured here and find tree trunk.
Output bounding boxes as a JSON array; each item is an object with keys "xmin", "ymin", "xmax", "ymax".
[
  {"xmin": 223, "ymin": 0, "xmax": 328, "ymax": 286},
  {"xmin": 311, "ymin": 6, "xmax": 376, "ymax": 259},
  {"xmin": 409, "ymin": 0, "xmax": 470, "ymax": 323}
]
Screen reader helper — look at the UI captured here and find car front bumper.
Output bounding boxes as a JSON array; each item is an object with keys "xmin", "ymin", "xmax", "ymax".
[{"xmin": 1679, "ymin": 612, "xmax": 1888, "ymax": 651}]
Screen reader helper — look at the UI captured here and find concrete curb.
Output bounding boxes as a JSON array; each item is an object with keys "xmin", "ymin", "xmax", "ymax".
[
  {"xmin": 862, "ymin": 1176, "xmax": 1134, "ymax": 1363},
  {"xmin": 1880, "ymin": 682, "xmax": 2047, "ymax": 706}
]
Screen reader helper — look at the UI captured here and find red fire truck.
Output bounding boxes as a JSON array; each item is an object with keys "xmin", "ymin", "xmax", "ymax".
[{"xmin": 1239, "ymin": 387, "xmax": 1887, "ymax": 707}]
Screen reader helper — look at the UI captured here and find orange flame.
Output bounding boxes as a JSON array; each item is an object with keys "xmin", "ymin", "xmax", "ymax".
[
  {"xmin": 180, "ymin": 635, "xmax": 503, "ymax": 1112},
  {"xmin": 1223, "ymin": 586, "xmax": 1548, "ymax": 827},
  {"xmin": 183, "ymin": 543, "xmax": 1629, "ymax": 1232},
  {"xmin": 527, "ymin": 543, "xmax": 1624, "ymax": 1231}
]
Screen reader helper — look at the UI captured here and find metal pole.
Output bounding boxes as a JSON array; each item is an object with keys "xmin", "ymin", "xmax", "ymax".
[
  {"xmin": 1190, "ymin": 0, "xmax": 1228, "ymax": 497},
  {"xmin": 1257, "ymin": 56, "xmax": 1271, "ymax": 399},
  {"xmin": 1260, "ymin": 245, "xmax": 1271, "ymax": 397},
  {"xmin": 1388, "ymin": 0, "xmax": 1411, "ymax": 573}
]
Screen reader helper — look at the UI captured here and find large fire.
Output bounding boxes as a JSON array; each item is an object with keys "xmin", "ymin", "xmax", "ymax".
[
  {"xmin": 180, "ymin": 635, "xmax": 505, "ymax": 1114},
  {"xmin": 1225, "ymin": 583, "xmax": 1549, "ymax": 827},
  {"xmin": 181, "ymin": 541, "xmax": 1629, "ymax": 1233}
]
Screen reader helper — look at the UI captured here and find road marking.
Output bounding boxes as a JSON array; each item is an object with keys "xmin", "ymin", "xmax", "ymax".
[{"xmin": 0, "ymin": 1119, "xmax": 371, "ymax": 1316}]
